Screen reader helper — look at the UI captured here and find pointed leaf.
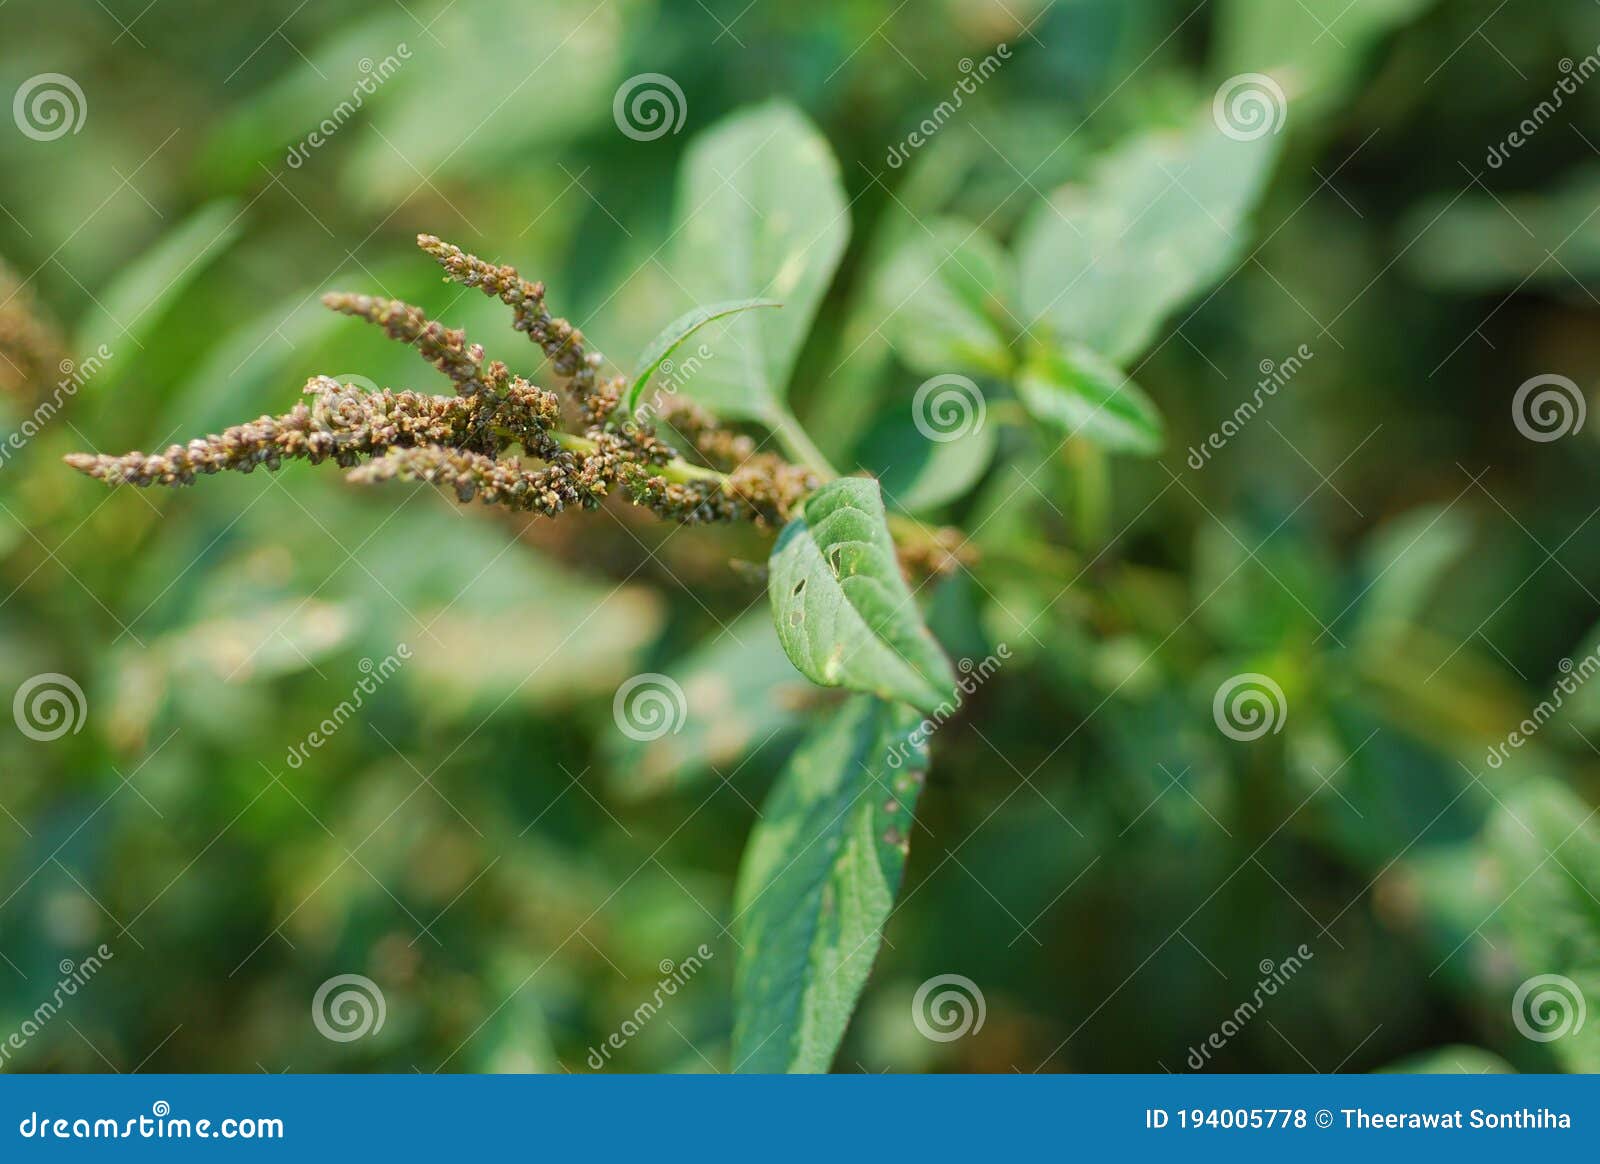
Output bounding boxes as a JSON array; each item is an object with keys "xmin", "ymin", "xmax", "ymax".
[
  {"xmin": 1017, "ymin": 339, "xmax": 1164, "ymax": 455},
  {"xmin": 879, "ymin": 219, "xmax": 1016, "ymax": 378},
  {"xmin": 76, "ymin": 200, "xmax": 244, "ymax": 393},
  {"xmin": 1215, "ymin": 0, "xmax": 1431, "ymax": 119},
  {"xmin": 733, "ymin": 696, "xmax": 928, "ymax": 1073},
  {"xmin": 672, "ymin": 102, "xmax": 849, "ymax": 423},
  {"xmin": 1017, "ymin": 113, "xmax": 1282, "ymax": 364},
  {"xmin": 626, "ymin": 298, "xmax": 781, "ymax": 414},
  {"xmin": 769, "ymin": 478, "xmax": 957, "ymax": 714},
  {"xmin": 854, "ymin": 405, "xmax": 998, "ymax": 515},
  {"xmin": 602, "ymin": 611, "xmax": 812, "ymax": 801}
]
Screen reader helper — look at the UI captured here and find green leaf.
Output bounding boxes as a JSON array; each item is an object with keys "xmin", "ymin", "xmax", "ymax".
[
  {"xmin": 1351, "ymin": 504, "xmax": 1472, "ymax": 643},
  {"xmin": 626, "ymin": 298, "xmax": 781, "ymax": 414},
  {"xmin": 1378, "ymin": 1046, "xmax": 1515, "ymax": 1074},
  {"xmin": 1016, "ymin": 339, "xmax": 1164, "ymax": 455},
  {"xmin": 75, "ymin": 200, "xmax": 244, "ymax": 392},
  {"xmin": 1016, "ymin": 113, "xmax": 1282, "ymax": 364},
  {"xmin": 733, "ymin": 695, "xmax": 928, "ymax": 1073},
  {"xmin": 345, "ymin": 0, "xmax": 626, "ymax": 207},
  {"xmin": 1486, "ymin": 778, "xmax": 1600, "ymax": 1072},
  {"xmin": 672, "ymin": 102, "xmax": 849, "ymax": 425},
  {"xmin": 769, "ymin": 478, "xmax": 957, "ymax": 715},
  {"xmin": 1402, "ymin": 169, "xmax": 1600, "ymax": 292},
  {"xmin": 1214, "ymin": 0, "xmax": 1432, "ymax": 119},
  {"xmin": 854, "ymin": 405, "xmax": 998, "ymax": 515},
  {"xmin": 806, "ymin": 137, "xmax": 986, "ymax": 461},
  {"xmin": 602, "ymin": 610, "xmax": 813, "ymax": 801},
  {"xmin": 879, "ymin": 219, "xmax": 1016, "ymax": 378}
]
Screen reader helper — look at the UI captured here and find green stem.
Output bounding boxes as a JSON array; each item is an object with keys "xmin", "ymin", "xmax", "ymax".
[
  {"xmin": 765, "ymin": 409, "xmax": 837, "ymax": 480},
  {"xmin": 548, "ymin": 430, "xmax": 727, "ymax": 485}
]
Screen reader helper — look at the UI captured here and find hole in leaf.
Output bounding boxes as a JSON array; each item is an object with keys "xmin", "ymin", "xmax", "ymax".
[
  {"xmin": 827, "ymin": 546, "xmax": 843, "ymax": 576},
  {"xmin": 791, "ymin": 578, "xmax": 806, "ymax": 597}
]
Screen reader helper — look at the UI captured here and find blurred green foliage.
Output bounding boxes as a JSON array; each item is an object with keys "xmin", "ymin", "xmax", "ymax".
[{"xmin": 2, "ymin": 0, "xmax": 1600, "ymax": 1073}]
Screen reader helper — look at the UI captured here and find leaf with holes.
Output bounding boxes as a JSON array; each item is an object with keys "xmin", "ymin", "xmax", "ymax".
[
  {"xmin": 768, "ymin": 477, "xmax": 956, "ymax": 715},
  {"xmin": 625, "ymin": 298, "xmax": 782, "ymax": 415},
  {"xmin": 733, "ymin": 694, "xmax": 927, "ymax": 1072}
]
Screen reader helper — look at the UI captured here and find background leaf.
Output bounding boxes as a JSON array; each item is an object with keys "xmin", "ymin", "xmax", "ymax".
[
  {"xmin": 1016, "ymin": 339, "xmax": 1164, "ymax": 455},
  {"xmin": 1486, "ymin": 779, "xmax": 1600, "ymax": 1073},
  {"xmin": 672, "ymin": 102, "xmax": 849, "ymax": 426},
  {"xmin": 854, "ymin": 405, "xmax": 999, "ymax": 515},
  {"xmin": 1214, "ymin": 0, "xmax": 1434, "ymax": 118},
  {"xmin": 1016, "ymin": 113, "xmax": 1283, "ymax": 365},
  {"xmin": 75, "ymin": 200, "xmax": 243, "ymax": 394},
  {"xmin": 603, "ymin": 611, "xmax": 813, "ymax": 801},
  {"xmin": 879, "ymin": 219, "xmax": 1016, "ymax": 378},
  {"xmin": 733, "ymin": 695, "xmax": 926, "ymax": 1072}
]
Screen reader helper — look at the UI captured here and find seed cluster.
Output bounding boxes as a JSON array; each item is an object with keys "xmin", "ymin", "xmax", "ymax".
[{"xmin": 65, "ymin": 235, "xmax": 817, "ymax": 528}]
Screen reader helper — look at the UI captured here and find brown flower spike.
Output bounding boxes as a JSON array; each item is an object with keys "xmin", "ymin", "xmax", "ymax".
[{"xmin": 65, "ymin": 235, "xmax": 817, "ymax": 527}]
